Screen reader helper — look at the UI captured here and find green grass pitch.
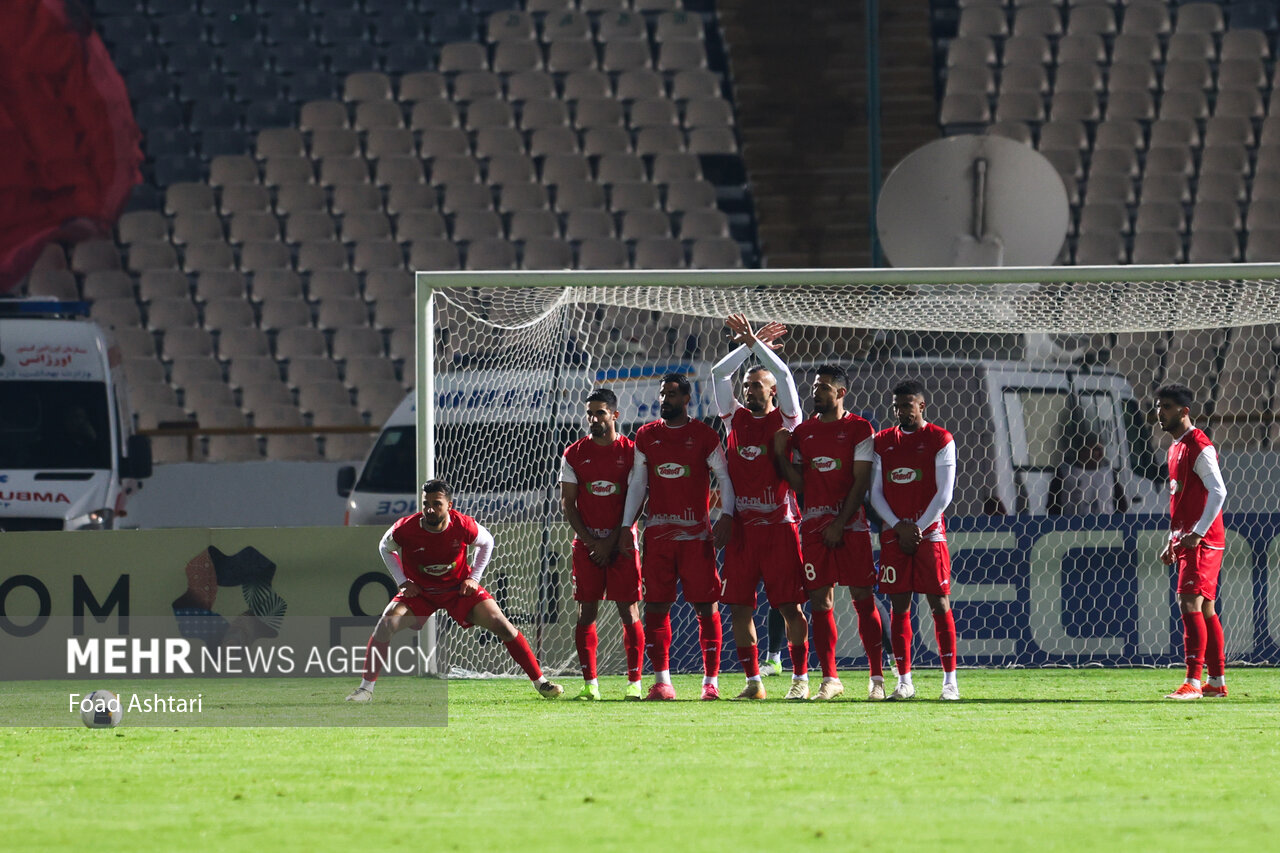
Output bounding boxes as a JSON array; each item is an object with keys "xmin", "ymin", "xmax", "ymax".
[{"xmin": 3, "ymin": 669, "xmax": 1278, "ymax": 852}]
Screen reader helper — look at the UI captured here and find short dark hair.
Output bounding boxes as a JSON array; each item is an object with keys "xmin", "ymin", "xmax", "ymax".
[
  {"xmin": 1156, "ymin": 384, "xmax": 1195, "ymax": 409},
  {"xmin": 661, "ymin": 372, "xmax": 691, "ymax": 395},
  {"xmin": 892, "ymin": 379, "xmax": 926, "ymax": 399},
  {"xmin": 586, "ymin": 388, "xmax": 618, "ymax": 410},
  {"xmin": 814, "ymin": 363, "xmax": 847, "ymax": 388},
  {"xmin": 421, "ymin": 479, "xmax": 453, "ymax": 499}
]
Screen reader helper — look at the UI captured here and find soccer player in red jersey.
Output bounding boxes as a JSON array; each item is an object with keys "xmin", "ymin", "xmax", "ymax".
[
  {"xmin": 622, "ymin": 373, "xmax": 735, "ymax": 700},
  {"xmin": 346, "ymin": 480, "xmax": 563, "ymax": 702},
  {"xmin": 870, "ymin": 380, "xmax": 958, "ymax": 701},
  {"xmin": 712, "ymin": 314, "xmax": 810, "ymax": 701},
  {"xmin": 777, "ymin": 364, "xmax": 883, "ymax": 701},
  {"xmin": 1155, "ymin": 384, "xmax": 1229, "ymax": 700},
  {"xmin": 560, "ymin": 388, "xmax": 646, "ymax": 701}
]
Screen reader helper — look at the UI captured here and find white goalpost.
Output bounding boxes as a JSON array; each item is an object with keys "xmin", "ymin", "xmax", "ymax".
[{"xmin": 414, "ymin": 265, "xmax": 1280, "ymax": 677}]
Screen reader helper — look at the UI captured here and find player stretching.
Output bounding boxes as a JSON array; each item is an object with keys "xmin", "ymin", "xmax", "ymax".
[
  {"xmin": 1156, "ymin": 384, "xmax": 1229, "ymax": 699},
  {"xmin": 711, "ymin": 314, "xmax": 810, "ymax": 701},
  {"xmin": 346, "ymin": 480, "xmax": 563, "ymax": 702},
  {"xmin": 778, "ymin": 364, "xmax": 884, "ymax": 701},
  {"xmin": 870, "ymin": 380, "xmax": 958, "ymax": 701},
  {"xmin": 561, "ymin": 388, "xmax": 646, "ymax": 701},
  {"xmin": 622, "ymin": 373, "xmax": 735, "ymax": 700}
]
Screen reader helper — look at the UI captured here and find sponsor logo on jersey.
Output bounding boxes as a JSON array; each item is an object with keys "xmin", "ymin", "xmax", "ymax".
[
  {"xmin": 656, "ymin": 462, "xmax": 689, "ymax": 479},
  {"xmin": 422, "ymin": 562, "xmax": 455, "ymax": 576},
  {"xmin": 589, "ymin": 480, "xmax": 619, "ymax": 496},
  {"xmin": 737, "ymin": 444, "xmax": 765, "ymax": 461},
  {"xmin": 810, "ymin": 456, "xmax": 841, "ymax": 473},
  {"xmin": 1169, "ymin": 479, "xmax": 1180, "ymax": 495},
  {"xmin": 889, "ymin": 466, "xmax": 922, "ymax": 484}
]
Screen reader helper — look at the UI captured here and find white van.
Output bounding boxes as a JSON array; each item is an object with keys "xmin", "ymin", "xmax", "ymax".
[
  {"xmin": 339, "ymin": 359, "xmax": 1162, "ymax": 524},
  {"xmin": 337, "ymin": 364, "xmax": 719, "ymax": 526},
  {"xmin": 0, "ymin": 300, "xmax": 152, "ymax": 530}
]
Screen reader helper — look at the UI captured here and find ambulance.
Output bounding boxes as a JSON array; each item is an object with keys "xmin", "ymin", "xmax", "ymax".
[{"xmin": 0, "ymin": 300, "xmax": 152, "ymax": 530}]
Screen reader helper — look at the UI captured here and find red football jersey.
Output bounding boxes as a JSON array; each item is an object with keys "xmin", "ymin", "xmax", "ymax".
[
  {"xmin": 791, "ymin": 412, "xmax": 874, "ymax": 535},
  {"xmin": 561, "ymin": 434, "xmax": 636, "ymax": 539},
  {"xmin": 634, "ymin": 418, "xmax": 723, "ymax": 541},
  {"xmin": 723, "ymin": 406, "xmax": 800, "ymax": 525},
  {"xmin": 873, "ymin": 422, "xmax": 954, "ymax": 541},
  {"xmin": 390, "ymin": 509, "xmax": 479, "ymax": 592},
  {"xmin": 1167, "ymin": 427, "xmax": 1226, "ymax": 549}
]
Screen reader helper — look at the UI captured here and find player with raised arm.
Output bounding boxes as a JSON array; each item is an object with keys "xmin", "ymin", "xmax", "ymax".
[
  {"xmin": 346, "ymin": 479, "xmax": 563, "ymax": 702},
  {"xmin": 711, "ymin": 313, "xmax": 810, "ymax": 701},
  {"xmin": 870, "ymin": 380, "xmax": 958, "ymax": 701},
  {"xmin": 776, "ymin": 363, "xmax": 884, "ymax": 701},
  {"xmin": 560, "ymin": 388, "xmax": 646, "ymax": 701},
  {"xmin": 1156, "ymin": 384, "xmax": 1229, "ymax": 700},
  {"xmin": 622, "ymin": 373, "xmax": 735, "ymax": 700}
]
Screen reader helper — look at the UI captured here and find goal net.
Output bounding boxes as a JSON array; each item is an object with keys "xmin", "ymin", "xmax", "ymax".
[{"xmin": 413, "ymin": 266, "xmax": 1280, "ymax": 676}]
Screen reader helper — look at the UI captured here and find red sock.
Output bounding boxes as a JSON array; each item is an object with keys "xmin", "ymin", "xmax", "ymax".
[
  {"xmin": 504, "ymin": 632, "xmax": 543, "ymax": 681},
  {"xmin": 789, "ymin": 642, "xmax": 808, "ymax": 677},
  {"xmin": 644, "ymin": 611, "xmax": 672, "ymax": 673},
  {"xmin": 1205, "ymin": 612, "xmax": 1225, "ymax": 678},
  {"xmin": 362, "ymin": 637, "xmax": 389, "ymax": 682},
  {"xmin": 853, "ymin": 598, "xmax": 884, "ymax": 678},
  {"xmin": 575, "ymin": 623, "xmax": 598, "ymax": 681},
  {"xmin": 1182, "ymin": 611, "xmax": 1206, "ymax": 681},
  {"xmin": 697, "ymin": 610, "xmax": 722, "ymax": 677},
  {"xmin": 812, "ymin": 607, "xmax": 838, "ymax": 679},
  {"xmin": 891, "ymin": 608, "xmax": 913, "ymax": 676},
  {"xmin": 934, "ymin": 609, "xmax": 957, "ymax": 673},
  {"xmin": 622, "ymin": 619, "xmax": 645, "ymax": 682},
  {"xmin": 738, "ymin": 644, "xmax": 759, "ymax": 678}
]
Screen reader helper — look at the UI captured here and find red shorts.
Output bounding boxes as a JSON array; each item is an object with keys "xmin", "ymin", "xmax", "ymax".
[
  {"xmin": 642, "ymin": 535, "xmax": 719, "ymax": 603},
  {"xmin": 393, "ymin": 585, "xmax": 493, "ymax": 629},
  {"xmin": 721, "ymin": 521, "xmax": 805, "ymax": 607},
  {"xmin": 800, "ymin": 527, "xmax": 876, "ymax": 590},
  {"xmin": 1176, "ymin": 545, "xmax": 1224, "ymax": 600},
  {"xmin": 878, "ymin": 537, "xmax": 951, "ymax": 596},
  {"xmin": 571, "ymin": 538, "xmax": 642, "ymax": 602}
]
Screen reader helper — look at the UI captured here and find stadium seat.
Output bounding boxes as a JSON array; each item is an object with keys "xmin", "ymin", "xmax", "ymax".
[
  {"xmin": 161, "ymin": 328, "xmax": 216, "ymax": 360},
  {"xmin": 217, "ymin": 327, "xmax": 272, "ymax": 361},
  {"xmin": 634, "ymin": 237, "xmax": 686, "ymax": 268},
  {"xmin": 577, "ymin": 237, "xmax": 630, "ymax": 269},
  {"xmin": 520, "ymin": 237, "xmax": 575, "ymax": 269},
  {"xmin": 195, "ymin": 271, "xmax": 248, "ymax": 303},
  {"xmin": 84, "ymin": 270, "xmax": 135, "ymax": 301}
]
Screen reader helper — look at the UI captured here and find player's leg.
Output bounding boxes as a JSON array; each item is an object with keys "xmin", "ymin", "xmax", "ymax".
[
  {"xmin": 926, "ymin": 593, "xmax": 959, "ymax": 700},
  {"xmin": 575, "ymin": 599, "xmax": 602, "ymax": 700},
  {"xmin": 885, "ymin": 591, "xmax": 916, "ymax": 700},
  {"xmin": 641, "ymin": 538, "xmax": 678, "ymax": 700},
  {"xmin": 1202, "ymin": 598, "xmax": 1227, "ymax": 697},
  {"xmin": 762, "ymin": 607, "xmax": 787, "ymax": 675},
  {"xmin": 918, "ymin": 540, "xmax": 958, "ymax": 700},
  {"xmin": 346, "ymin": 600, "xmax": 421, "ymax": 701},
  {"xmin": 677, "ymin": 538, "xmax": 724, "ymax": 700},
  {"xmin": 849, "ymin": 586, "xmax": 885, "ymax": 698},
  {"xmin": 467, "ymin": 598, "xmax": 562, "ymax": 698},
  {"xmin": 806, "ymin": 583, "xmax": 843, "ymax": 700},
  {"xmin": 614, "ymin": 599, "xmax": 645, "ymax": 699},
  {"xmin": 1167, "ymin": 591, "xmax": 1207, "ymax": 699},
  {"xmin": 723, "ymin": 529, "xmax": 764, "ymax": 699},
  {"xmin": 606, "ymin": 540, "xmax": 646, "ymax": 699},
  {"xmin": 778, "ymin": 601, "xmax": 810, "ymax": 699},
  {"xmin": 643, "ymin": 600, "xmax": 676, "ymax": 700}
]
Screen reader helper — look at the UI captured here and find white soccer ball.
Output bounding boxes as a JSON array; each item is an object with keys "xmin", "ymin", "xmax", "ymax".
[{"xmin": 80, "ymin": 689, "xmax": 123, "ymax": 729}]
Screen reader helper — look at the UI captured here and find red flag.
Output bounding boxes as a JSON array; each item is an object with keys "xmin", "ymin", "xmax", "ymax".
[{"xmin": 0, "ymin": 0, "xmax": 143, "ymax": 292}]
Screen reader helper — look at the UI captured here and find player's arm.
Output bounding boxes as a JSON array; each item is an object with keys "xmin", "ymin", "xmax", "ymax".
[
  {"xmin": 773, "ymin": 428, "xmax": 804, "ymax": 493},
  {"xmin": 379, "ymin": 525, "xmax": 418, "ymax": 595},
  {"xmin": 710, "ymin": 343, "xmax": 749, "ymax": 419},
  {"xmin": 751, "ymin": 339, "xmax": 802, "ymax": 429},
  {"xmin": 823, "ymin": 434, "xmax": 875, "ymax": 548},
  {"xmin": 707, "ymin": 443, "xmax": 735, "ymax": 548},
  {"xmin": 915, "ymin": 439, "xmax": 958, "ymax": 533},
  {"xmin": 621, "ymin": 447, "xmax": 649, "ymax": 529},
  {"xmin": 1181, "ymin": 446, "xmax": 1227, "ymax": 549},
  {"xmin": 460, "ymin": 523, "xmax": 494, "ymax": 596},
  {"xmin": 870, "ymin": 452, "xmax": 919, "ymax": 553}
]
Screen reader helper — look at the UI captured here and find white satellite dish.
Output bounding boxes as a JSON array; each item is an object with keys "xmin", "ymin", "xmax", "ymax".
[{"xmin": 876, "ymin": 135, "xmax": 1070, "ymax": 268}]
